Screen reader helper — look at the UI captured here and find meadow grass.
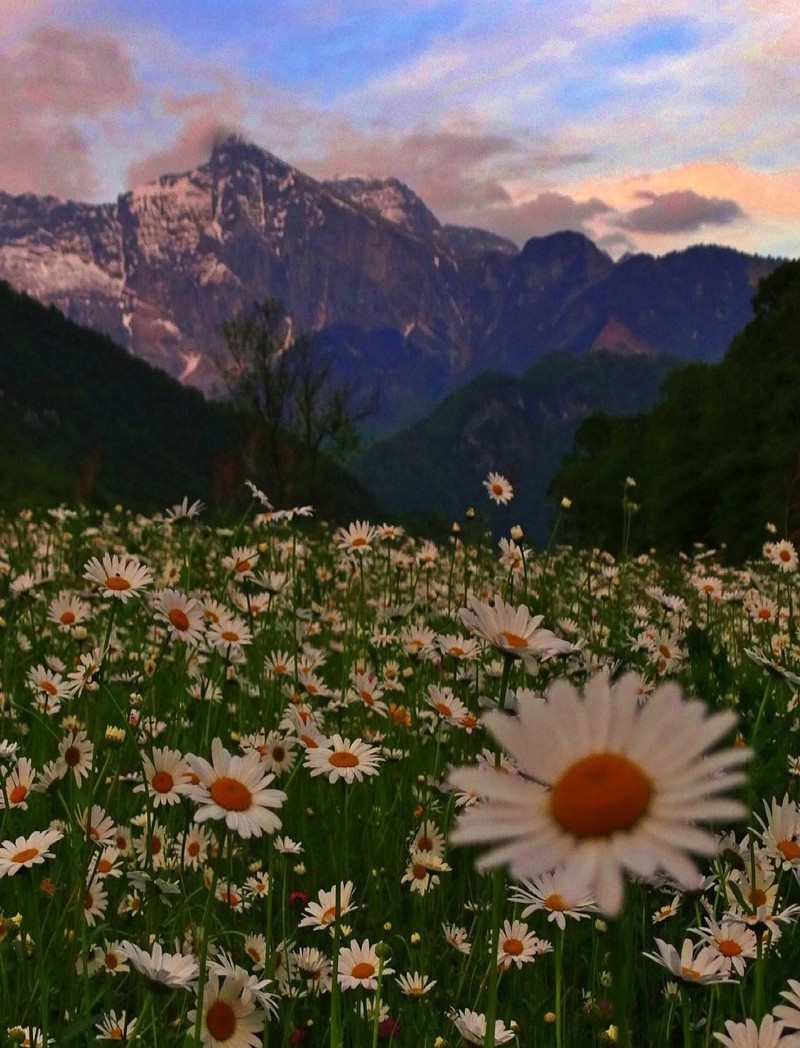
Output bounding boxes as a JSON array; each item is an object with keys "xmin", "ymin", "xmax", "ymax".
[{"xmin": 0, "ymin": 497, "xmax": 799, "ymax": 1047}]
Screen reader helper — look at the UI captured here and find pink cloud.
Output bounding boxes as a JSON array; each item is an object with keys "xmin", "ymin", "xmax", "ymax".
[
  {"xmin": 0, "ymin": 23, "xmax": 140, "ymax": 198},
  {"xmin": 126, "ymin": 113, "xmax": 244, "ymax": 188},
  {"xmin": 16, "ymin": 25, "xmax": 140, "ymax": 113}
]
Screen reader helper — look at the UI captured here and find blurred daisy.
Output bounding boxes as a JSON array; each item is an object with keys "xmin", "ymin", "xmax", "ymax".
[
  {"xmin": 484, "ymin": 472, "xmax": 514, "ymax": 506},
  {"xmin": 222, "ymin": 545, "xmax": 260, "ymax": 579},
  {"xmin": 83, "ymin": 553, "xmax": 153, "ymax": 601},
  {"xmin": 460, "ymin": 595, "xmax": 572, "ymax": 667},
  {"xmin": 135, "ymin": 746, "xmax": 193, "ymax": 807},
  {"xmin": 442, "ymin": 923, "xmax": 471, "ymax": 955},
  {"xmin": 187, "ymin": 970, "xmax": 265, "ymax": 1046},
  {"xmin": 645, "ymin": 937, "xmax": 734, "ymax": 985},
  {"xmin": 508, "ymin": 869, "xmax": 596, "ymax": 931},
  {"xmin": 769, "ymin": 540, "xmax": 798, "ymax": 573},
  {"xmin": 294, "ymin": 947, "xmax": 332, "ymax": 993},
  {"xmin": 186, "ymin": 738, "xmax": 287, "ymax": 839},
  {"xmin": 304, "ymin": 735, "xmax": 383, "ymax": 784},
  {"xmin": 120, "ymin": 940, "xmax": 198, "ymax": 990},
  {"xmin": 48, "ymin": 592, "xmax": 91, "ymax": 631},
  {"xmin": 96, "ymin": 1009, "xmax": 136, "ymax": 1040},
  {"xmin": 0, "ymin": 757, "xmax": 35, "ymax": 810},
  {"xmin": 153, "ymin": 589, "xmax": 205, "ymax": 645},
  {"xmin": 335, "ymin": 520, "xmax": 378, "ymax": 554},
  {"xmin": 693, "ymin": 917, "xmax": 757, "ymax": 977},
  {"xmin": 208, "ymin": 615, "xmax": 253, "ymax": 652},
  {"xmin": 57, "ymin": 729, "xmax": 94, "ymax": 785},
  {"xmin": 755, "ymin": 794, "xmax": 800, "ymax": 871},
  {"xmin": 451, "ymin": 1008, "xmax": 516, "ymax": 1044},
  {"xmin": 0, "ymin": 828, "xmax": 63, "ymax": 877},
  {"xmin": 299, "ymin": 881, "xmax": 357, "ymax": 931},
  {"xmin": 774, "ymin": 979, "xmax": 800, "ymax": 1032},
  {"xmin": 713, "ymin": 1016, "xmax": 790, "ymax": 1047},
  {"xmin": 396, "ymin": 970, "xmax": 436, "ymax": 996},
  {"xmin": 497, "ymin": 919, "xmax": 542, "ymax": 969},
  {"xmin": 449, "ymin": 673, "xmax": 750, "ymax": 915},
  {"xmin": 401, "ymin": 850, "xmax": 451, "ymax": 895}
]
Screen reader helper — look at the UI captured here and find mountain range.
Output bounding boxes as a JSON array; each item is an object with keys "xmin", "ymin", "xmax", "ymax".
[{"xmin": 0, "ymin": 136, "xmax": 781, "ymax": 432}]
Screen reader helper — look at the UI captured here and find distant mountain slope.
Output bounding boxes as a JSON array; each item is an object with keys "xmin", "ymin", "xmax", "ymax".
[
  {"xmin": 353, "ymin": 351, "xmax": 677, "ymax": 542},
  {"xmin": 0, "ymin": 280, "xmax": 378, "ymax": 519},
  {"xmin": 0, "ymin": 137, "xmax": 783, "ymax": 434}
]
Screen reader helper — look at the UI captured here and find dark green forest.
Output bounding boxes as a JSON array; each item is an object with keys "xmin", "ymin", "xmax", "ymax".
[{"xmin": 550, "ymin": 260, "xmax": 800, "ymax": 560}]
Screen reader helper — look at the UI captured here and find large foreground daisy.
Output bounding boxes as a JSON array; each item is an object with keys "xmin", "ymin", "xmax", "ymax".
[
  {"xmin": 187, "ymin": 971, "xmax": 266, "ymax": 1047},
  {"xmin": 448, "ymin": 673, "xmax": 750, "ymax": 915},
  {"xmin": 186, "ymin": 739, "xmax": 287, "ymax": 839}
]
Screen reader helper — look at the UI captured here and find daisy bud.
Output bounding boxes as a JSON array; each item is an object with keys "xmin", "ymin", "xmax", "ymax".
[
  {"xmin": 544, "ymin": 1012, "xmax": 557, "ymax": 1024},
  {"xmin": 510, "ymin": 525, "xmax": 523, "ymax": 540},
  {"xmin": 560, "ymin": 497, "xmax": 572, "ymax": 509},
  {"xmin": 375, "ymin": 942, "xmax": 392, "ymax": 961},
  {"xmin": 104, "ymin": 726, "xmax": 125, "ymax": 746}
]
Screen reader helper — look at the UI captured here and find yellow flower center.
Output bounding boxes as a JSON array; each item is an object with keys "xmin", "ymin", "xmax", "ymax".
[
  {"xmin": 210, "ymin": 776, "xmax": 252, "ymax": 811},
  {"xmin": 550, "ymin": 753, "xmax": 652, "ymax": 838},
  {"xmin": 206, "ymin": 999, "xmax": 236, "ymax": 1040}
]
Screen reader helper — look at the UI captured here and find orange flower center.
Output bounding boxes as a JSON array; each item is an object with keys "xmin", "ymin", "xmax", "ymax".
[
  {"xmin": 449, "ymin": 647, "xmax": 465, "ymax": 658},
  {"xmin": 757, "ymin": 609, "xmax": 772, "ymax": 620},
  {"xmin": 105, "ymin": 953, "xmax": 119, "ymax": 970},
  {"xmin": 717, "ymin": 939, "xmax": 742, "ymax": 957},
  {"xmin": 109, "ymin": 1030, "xmax": 123, "ymax": 1040},
  {"xmin": 350, "ymin": 537, "xmax": 367, "ymax": 547},
  {"xmin": 503, "ymin": 937, "xmax": 524, "ymax": 956},
  {"xmin": 780, "ymin": 549, "xmax": 792, "ymax": 561},
  {"xmin": 272, "ymin": 746, "xmax": 285, "ymax": 762},
  {"xmin": 435, "ymin": 703, "xmax": 453, "ymax": 717},
  {"xmin": 681, "ymin": 966, "xmax": 702, "ymax": 980},
  {"xmin": 9, "ymin": 785, "xmax": 28, "ymax": 805},
  {"xmin": 187, "ymin": 841, "xmax": 200, "ymax": 856},
  {"xmin": 351, "ymin": 961, "xmax": 375, "ymax": 980},
  {"xmin": 418, "ymin": 835, "xmax": 433, "ymax": 851},
  {"xmin": 168, "ymin": 608, "xmax": 190, "ymax": 631},
  {"xmin": 42, "ymin": 680, "xmax": 59, "ymax": 696},
  {"xmin": 492, "ymin": 484, "xmax": 503, "ymax": 495},
  {"xmin": 498, "ymin": 631, "xmax": 528, "ymax": 649},
  {"xmin": 544, "ymin": 892, "xmax": 567, "ymax": 911},
  {"xmin": 749, "ymin": 887, "xmax": 768, "ymax": 907},
  {"xmin": 778, "ymin": 838, "xmax": 800, "ymax": 861},
  {"xmin": 210, "ymin": 776, "xmax": 252, "ymax": 811},
  {"xmin": 550, "ymin": 753, "xmax": 652, "ymax": 838},
  {"xmin": 205, "ymin": 999, "xmax": 236, "ymax": 1040},
  {"xmin": 59, "ymin": 611, "xmax": 76, "ymax": 624},
  {"xmin": 360, "ymin": 690, "xmax": 374, "ymax": 705},
  {"xmin": 412, "ymin": 863, "xmax": 428, "ymax": 880},
  {"xmin": 658, "ymin": 644, "xmax": 672, "ymax": 658},
  {"xmin": 12, "ymin": 847, "xmax": 38, "ymax": 864},
  {"xmin": 329, "ymin": 751, "xmax": 359, "ymax": 768},
  {"xmin": 235, "ymin": 559, "xmax": 251, "ymax": 573},
  {"xmin": 460, "ymin": 715, "xmax": 478, "ymax": 730},
  {"xmin": 220, "ymin": 630, "xmax": 239, "ymax": 642},
  {"xmin": 97, "ymin": 858, "xmax": 113, "ymax": 874},
  {"xmin": 105, "ymin": 575, "xmax": 131, "ymax": 591},
  {"xmin": 152, "ymin": 770, "xmax": 175, "ymax": 794},
  {"xmin": 151, "ymin": 836, "xmax": 162, "ymax": 855},
  {"xmin": 320, "ymin": 905, "xmax": 337, "ymax": 925}
]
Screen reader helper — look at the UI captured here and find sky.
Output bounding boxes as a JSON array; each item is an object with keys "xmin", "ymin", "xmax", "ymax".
[{"xmin": 0, "ymin": 0, "xmax": 798, "ymax": 259}]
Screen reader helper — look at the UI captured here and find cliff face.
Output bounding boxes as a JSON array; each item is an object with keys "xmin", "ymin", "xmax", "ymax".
[{"xmin": 0, "ymin": 137, "xmax": 781, "ymax": 425}]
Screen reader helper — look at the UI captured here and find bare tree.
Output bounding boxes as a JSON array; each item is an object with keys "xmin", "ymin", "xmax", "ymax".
[{"xmin": 216, "ymin": 300, "xmax": 373, "ymax": 503}]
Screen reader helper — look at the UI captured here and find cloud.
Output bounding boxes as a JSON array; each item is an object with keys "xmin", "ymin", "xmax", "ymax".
[
  {"xmin": 0, "ymin": 24, "xmax": 141, "ymax": 197},
  {"xmin": 483, "ymin": 191, "xmax": 613, "ymax": 244},
  {"xmin": 126, "ymin": 113, "xmax": 244, "ymax": 188},
  {"xmin": 619, "ymin": 188, "xmax": 745, "ymax": 234},
  {"xmin": 15, "ymin": 25, "xmax": 139, "ymax": 113}
]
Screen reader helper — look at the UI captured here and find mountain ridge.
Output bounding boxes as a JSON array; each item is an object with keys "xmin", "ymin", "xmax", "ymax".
[{"xmin": 0, "ymin": 135, "xmax": 783, "ymax": 429}]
